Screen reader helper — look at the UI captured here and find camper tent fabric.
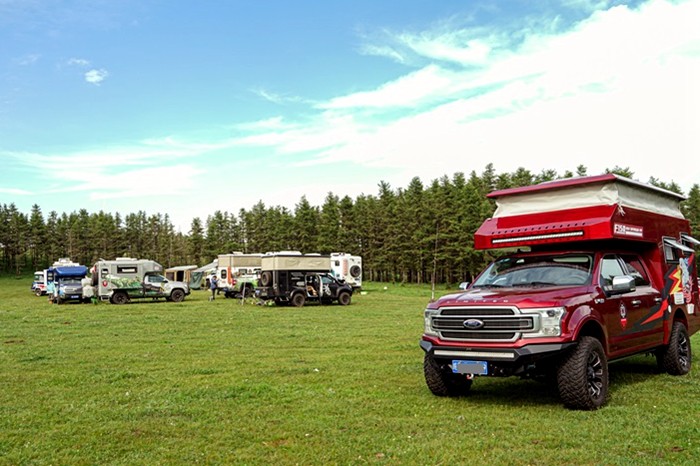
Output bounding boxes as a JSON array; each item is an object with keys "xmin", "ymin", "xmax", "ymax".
[{"xmin": 190, "ymin": 261, "xmax": 217, "ymax": 290}]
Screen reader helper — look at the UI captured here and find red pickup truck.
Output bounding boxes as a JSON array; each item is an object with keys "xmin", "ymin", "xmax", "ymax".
[{"xmin": 420, "ymin": 174, "xmax": 699, "ymax": 409}]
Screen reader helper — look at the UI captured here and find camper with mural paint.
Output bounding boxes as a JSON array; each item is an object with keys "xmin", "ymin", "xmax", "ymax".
[{"xmin": 93, "ymin": 257, "xmax": 190, "ymax": 304}]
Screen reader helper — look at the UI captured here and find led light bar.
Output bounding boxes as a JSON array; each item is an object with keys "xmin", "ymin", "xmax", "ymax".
[
  {"xmin": 491, "ymin": 230, "xmax": 584, "ymax": 245},
  {"xmin": 434, "ymin": 350, "xmax": 515, "ymax": 359}
]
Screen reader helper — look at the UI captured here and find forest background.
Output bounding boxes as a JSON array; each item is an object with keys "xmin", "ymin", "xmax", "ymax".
[{"xmin": 3, "ymin": 164, "xmax": 700, "ymax": 285}]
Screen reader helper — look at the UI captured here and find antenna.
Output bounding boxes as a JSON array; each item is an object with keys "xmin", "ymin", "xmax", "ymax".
[{"xmin": 431, "ymin": 221, "xmax": 439, "ymax": 302}]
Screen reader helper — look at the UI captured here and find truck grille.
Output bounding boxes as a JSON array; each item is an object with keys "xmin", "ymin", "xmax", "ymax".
[{"xmin": 432, "ymin": 306, "xmax": 535, "ymax": 342}]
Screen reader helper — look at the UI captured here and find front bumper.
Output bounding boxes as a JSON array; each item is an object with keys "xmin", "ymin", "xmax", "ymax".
[{"xmin": 420, "ymin": 339, "xmax": 575, "ymax": 377}]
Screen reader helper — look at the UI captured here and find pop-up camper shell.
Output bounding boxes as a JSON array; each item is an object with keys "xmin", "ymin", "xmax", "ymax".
[{"xmin": 474, "ymin": 174, "xmax": 694, "ymax": 251}]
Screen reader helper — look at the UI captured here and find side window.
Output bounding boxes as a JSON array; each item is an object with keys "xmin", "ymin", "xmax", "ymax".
[
  {"xmin": 620, "ymin": 255, "xmax": 650, "ymax": 286},
  {"xmin": 600, "ymin": 256, "xmax": 625, "ymax": 288},
  {"xmin": 221, "ymin": 269, "xmax": 227, "ymax": 279}
]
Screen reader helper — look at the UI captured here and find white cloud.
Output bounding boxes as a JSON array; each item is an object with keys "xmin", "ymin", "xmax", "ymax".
[
  {"xmin": 85, "ymin": 68, "xmax": 109, "ymax": 85},
  {"xmin": 68, "ymin": 58, "xmax": 90, "ymax": 67},
  {"xmin": 16, "ymin": 54, "xmax": 40, "ymax": 66},
  {"xmin": 231, "ymin": 0, "xmax": 700, "ymax": 194},
  {"xmin": 0, "ymin": 187, "xmax": 32, "ymax": 195}
]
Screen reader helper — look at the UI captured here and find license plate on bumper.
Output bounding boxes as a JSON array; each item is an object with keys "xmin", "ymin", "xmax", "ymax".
[{"xmin": 452, "ymin": 360, "xmax": 488, "ymax": 375}]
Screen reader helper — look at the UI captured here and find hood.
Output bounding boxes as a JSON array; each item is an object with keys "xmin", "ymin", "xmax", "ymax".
[{"xmin": 431, "ymin": 284, "xmax": 595, "ymax": 310}]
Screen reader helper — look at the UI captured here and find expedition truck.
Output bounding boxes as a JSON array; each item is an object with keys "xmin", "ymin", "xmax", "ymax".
[
  {"xmin": 330, "ymin": 253, "xmax": 363, "ymax": 290},
  {"xmin": 32, "ymin": 258, "xmax": 81, "ymax": 296},
  {"xmin": 255, "ymin": 252, "xmax": 353, "ymax": 307},
  {"xmin": 46, "ymin": 265, "xmax": 89, "ymax": 304},
  {"xmin": 420, "ymin": 174, "xmax": 699, "ymax": 410},
  {"xmin": 216, "ymin": 252, "xmax": 262, "ymax": 298},
  {"xmin": 93, "ymin": 258, "xmax": 190, "ymax": 304}
]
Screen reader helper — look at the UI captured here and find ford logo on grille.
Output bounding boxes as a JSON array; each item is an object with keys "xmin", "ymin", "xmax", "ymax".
[{"xmin": 463, "ymin": 319, "xmax": 484, "ymax": 329}]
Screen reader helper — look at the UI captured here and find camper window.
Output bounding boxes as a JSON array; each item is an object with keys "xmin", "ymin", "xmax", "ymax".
[{"xmin": 117, "ymin": 266, "xmax": 138, "ymax": 274}]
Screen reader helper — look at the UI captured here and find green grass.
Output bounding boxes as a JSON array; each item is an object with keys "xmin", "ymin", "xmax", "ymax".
[{"xmin": 1, "ymin": 276, "xmax": 699, "ymax": 465}]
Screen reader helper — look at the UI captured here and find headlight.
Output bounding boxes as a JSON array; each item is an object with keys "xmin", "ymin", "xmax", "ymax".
[
  {"xmin": 522, "ymin": 307, "xmax": 566, "ymax": 338},
  {"xmin": 424, "ymin": 309, "xmax": 439, "ymax": 336}
]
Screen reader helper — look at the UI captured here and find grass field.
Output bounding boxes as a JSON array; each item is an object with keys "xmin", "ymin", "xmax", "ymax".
[{"xmin": 1, "ymin": 275, "xmax": 699, "ymax": 465}]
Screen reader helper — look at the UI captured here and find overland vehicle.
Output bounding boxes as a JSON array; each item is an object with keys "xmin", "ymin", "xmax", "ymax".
[
  {"xmin": 216, "ymin": 252, "xmax": 262, "ymax": 298},
  {"xmin": 330, "ymin": 253, "xmax": 363, "ymax": 290},
  {"xmin": 46, "ymin": 265, "xmax": 89, "ymax": 304},
  {"xmin": 420, "ymin": 174, "xmax": 699, "ymax": 410},
  {"xmin": 31, "ymin": 270, "xmax": 45, "ymax": 295},
  {"xmin": 93, "ymin": 258, "xmax": 190, "ymax": 304},
  {"xmin": 32, "ymin": 258, "xmax": 82, "ymax": 296},
  {"xmin": 255, "ymin": 252, "xmax": 353, "ymax": 307}
]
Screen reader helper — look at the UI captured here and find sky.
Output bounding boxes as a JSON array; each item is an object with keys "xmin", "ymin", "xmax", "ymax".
[{"xmin": 1, "ymin": 0, "xmax": 699, "ymax": 232}]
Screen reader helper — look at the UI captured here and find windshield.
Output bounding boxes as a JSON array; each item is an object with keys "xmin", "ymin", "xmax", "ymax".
[
  {"xmin": 473, "ymin": 253, "xmax": 593, "ymax": 287},
  {"xmin": 60, "ymin": 277, "xmax": 83, "ymax": 285}
]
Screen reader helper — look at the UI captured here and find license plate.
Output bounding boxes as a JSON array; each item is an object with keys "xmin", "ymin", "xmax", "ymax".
[
  {"xmin": 452, "ymin": 360, "xmax": 488, "ymax": 375},
  {"xmin": 69, "ymin": 295, "xmax": 80, "ymax": 299}
]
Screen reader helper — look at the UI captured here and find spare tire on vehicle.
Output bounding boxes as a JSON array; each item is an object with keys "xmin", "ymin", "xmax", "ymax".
[
  {"xmin": 260, "ymin": 271, "xmax": 272, "ymax": 287},
  {"xmin": 349, "ymin": 265, "xmax": 362, "ymax": 278}
]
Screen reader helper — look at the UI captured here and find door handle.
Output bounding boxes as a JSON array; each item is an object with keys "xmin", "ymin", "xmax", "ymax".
[
  {"xmin": 631, "ymin": 299, "xmax": 642, "ymax": 306},
  {"xmin": 654, "ymin": 297, "xmax": 663, "ymax": 303}
]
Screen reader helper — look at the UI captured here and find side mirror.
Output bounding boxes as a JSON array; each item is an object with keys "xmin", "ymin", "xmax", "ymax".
[
  {"xmin": 610, "ymin": 275, "xmax": 636, "ymax": 295},
  {"xmin": 458, "ymin": 282, "xmax": 470, "ymax": 291}
]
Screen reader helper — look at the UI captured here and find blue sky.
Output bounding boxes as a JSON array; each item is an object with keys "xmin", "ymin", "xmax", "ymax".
[{"xmin": 1, "ymin": 0, "xmax": 699, "ymax": 231}]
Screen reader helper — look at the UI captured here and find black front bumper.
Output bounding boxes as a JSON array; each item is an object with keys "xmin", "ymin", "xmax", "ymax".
[{"xmin": 420, "ymin": 339, "xmax": 576, "ymax": 376}]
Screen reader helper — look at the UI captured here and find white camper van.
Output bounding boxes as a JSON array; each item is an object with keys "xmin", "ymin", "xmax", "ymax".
[
  {"xmin": 93, "ymin": 257, "xmax": 190, "ymax": 304},
  {"xmin": 330, "ymin": 253, "xmax": 362, "ymax": 290},
  {"xmin": 215, "ymin": 252, "xmax": 263, "ymax": 298}
]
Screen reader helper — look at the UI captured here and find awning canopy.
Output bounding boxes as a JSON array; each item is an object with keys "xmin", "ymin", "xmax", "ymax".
[{"xmin": 664, "ymin": 238, "xmax": 695, "ymax": 254}]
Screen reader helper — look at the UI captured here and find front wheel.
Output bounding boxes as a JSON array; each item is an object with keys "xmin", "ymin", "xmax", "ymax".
[
  {"xmin": 423, "ymin": 353, "xmax": 472, "ymax": 397},
  {"xmin": 170, "ymin": 289, "xmax": 185, "ymax": 303},
  {"xmin": 657, "ymin": 321, "xmax": 691, "ymax": 375},
  {"xmin": 337, "ymin": 291, "xmax": 351, "ymax": 306},
  {"xmin": 557, "ymin": 336, "xmax": 608, "ymax": 410}
]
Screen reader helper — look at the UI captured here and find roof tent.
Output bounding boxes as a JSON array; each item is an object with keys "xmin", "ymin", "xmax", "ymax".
[{"xmin": 474, "ymin": 174, "xmax": 692, "ymax": 250}]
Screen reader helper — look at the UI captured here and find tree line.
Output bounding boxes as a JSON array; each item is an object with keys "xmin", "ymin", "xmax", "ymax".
[{"xmin": 2, "ymin": 164, "xmax": 699, "ymax": 284}]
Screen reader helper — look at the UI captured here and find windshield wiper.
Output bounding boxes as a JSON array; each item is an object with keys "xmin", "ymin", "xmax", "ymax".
[{"xmin": 519, "ymin": 281, "xmax": 558, "ymax": 287}]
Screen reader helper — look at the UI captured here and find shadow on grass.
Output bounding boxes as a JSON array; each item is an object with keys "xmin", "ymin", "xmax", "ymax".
[{"xmin": 432, "ymin": 354, "xmax": 665, "ymax": 408}]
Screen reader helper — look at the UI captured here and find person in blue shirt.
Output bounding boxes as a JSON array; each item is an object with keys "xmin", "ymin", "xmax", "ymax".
[{"xmin": 209, "ymin": 274, "xmax": 218, "ymax": 301}]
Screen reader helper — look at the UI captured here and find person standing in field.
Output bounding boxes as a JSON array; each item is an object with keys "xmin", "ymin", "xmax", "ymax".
[{"xmin": 209, "ymin": 274, "xmax": 218, "ymax": 301}]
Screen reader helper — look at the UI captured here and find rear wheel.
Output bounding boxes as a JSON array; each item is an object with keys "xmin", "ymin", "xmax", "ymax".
[
  {"xmin": 557, "ymin": 336, "xmax": 608, "ymax": 410},
  {"xmin": 423, "ymin": 353, "xmax": 472, "ymax": 396},
  {"xmin": 291, "ymin": 293, "xmax": 306, "ymax": 307},
  {"xmin": 111, "ymin": 291, "xmax": 129, "ymax": 305},
  {"xmin": 657, "ymin": 321, "xmax": 691, "ymax": 375},
  {"xmin": 170, "ymin": 289, "xmax": 185, "ymax": 303}
]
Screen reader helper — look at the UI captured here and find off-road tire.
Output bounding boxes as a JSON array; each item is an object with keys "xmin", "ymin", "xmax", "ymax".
[
  {"xmin": 423, "ymin": 353, "xmax": 472, "ymax": 397},
  {"xmin": 170, "ymin": 289, "xmax": 185, "ymax": 303},
  {"xmin": 350, "ymin": 265, "xmax": 362, "ymax": 278},
  {"xmin": 337, "ymin": 291, "xmax": 351, "ymax": 306},
  {"xmin": 557, "ymin": 336, "xmax": 608, "ymax": 410},
  {"xmin": 658, "ymin": 321, "xmax": 691, "ymax": 375},
  {"xmin": 241, "ymin": 285, "xmax": 254, "ymax": 298},
  {"xmin": 260, "ymin": 272, "xmax": 272, "ymax": 287},
  {"xmin": 291, "ymin": 293, "xmax": 306, "ymax": 307},
  {"xmin": 111, "ymin": 291, "xmax": 129, "ymax": 305}
]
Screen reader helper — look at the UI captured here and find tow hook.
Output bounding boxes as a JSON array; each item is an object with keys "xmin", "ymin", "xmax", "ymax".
[{"xmin": 465, "ymin": 374, "xmax": 474, "ymax": 380}]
